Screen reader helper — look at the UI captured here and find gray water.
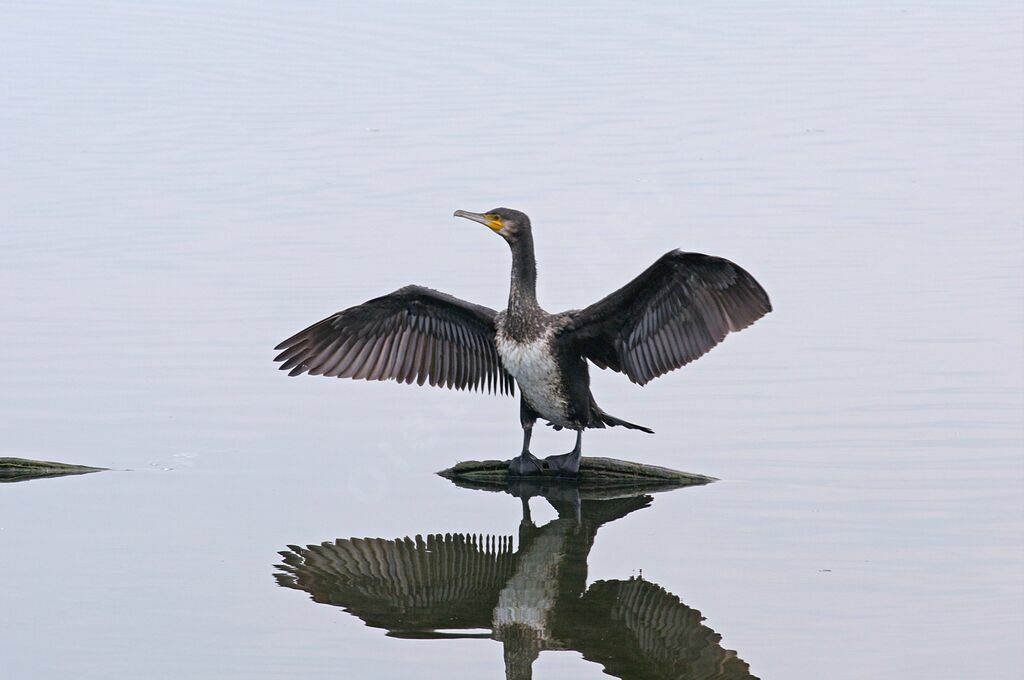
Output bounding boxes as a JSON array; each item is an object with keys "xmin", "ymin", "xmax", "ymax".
[{"xmin": 2, "ymin": 2, "xmax": 1022, "ymax": 678}]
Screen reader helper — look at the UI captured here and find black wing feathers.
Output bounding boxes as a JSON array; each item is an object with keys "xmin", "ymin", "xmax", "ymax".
[
  {"xmin": 564, "ymin": 250, "xmax": 771, "ymax": 385},
  {"xmin": 274, "ymin": 285, "xmax": 514, "ymax": 395}
]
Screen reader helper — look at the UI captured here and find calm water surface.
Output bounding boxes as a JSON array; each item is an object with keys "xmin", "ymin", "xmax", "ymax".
[{"xmin": 2, "ymin": 2, "xmax": 1022, "ymax": 678}]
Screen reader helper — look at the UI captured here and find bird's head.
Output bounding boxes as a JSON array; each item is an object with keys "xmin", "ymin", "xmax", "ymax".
[{"xmin": 454, "ymin": 208, "xmax": 531, "ymax": 244}]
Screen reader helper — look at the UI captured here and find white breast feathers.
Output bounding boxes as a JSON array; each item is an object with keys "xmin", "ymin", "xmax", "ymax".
[{"xmin": 495, "ymin": 329, "xmax": 570, "ymax": 425}]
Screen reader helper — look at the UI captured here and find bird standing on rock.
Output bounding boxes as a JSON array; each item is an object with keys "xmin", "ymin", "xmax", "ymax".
[{"xmin": 274, "ymin": 208, "xmax": 771, "ymax": 476}]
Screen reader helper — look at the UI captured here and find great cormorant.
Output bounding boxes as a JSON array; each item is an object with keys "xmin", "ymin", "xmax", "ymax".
[{"xmin": 274, "ymin": 208, "xmax": 771, "ymax": 475}]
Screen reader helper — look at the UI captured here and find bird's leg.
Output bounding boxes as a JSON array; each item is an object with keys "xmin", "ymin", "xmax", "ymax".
[
  {"xmin": 508, "ymin": 422, "xmax": 543, "ymax": 475},
  {"xmin": 509, "ymin": 401, "xmax": 543, "ymax": 476},
  {"xmin": 542, "ymin": 430, "xmax": 583, "ymax": 477}
]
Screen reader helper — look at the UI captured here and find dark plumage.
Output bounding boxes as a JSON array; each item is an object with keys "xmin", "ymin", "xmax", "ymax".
[
  {"xmin": 274, "ymin": 208, "xmax": 771, "ymax": 475},
  {"xmin": 274, "ymin": 286, "xmax": 513, "ymax": 394},
  {"xmin": 564, "ymin": 249, "xmax": 772, "ymax": 385}
]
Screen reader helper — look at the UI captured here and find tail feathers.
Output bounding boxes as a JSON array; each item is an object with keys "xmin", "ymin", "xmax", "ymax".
[{"xmin": 591, "ymin": 404, "xmax": 654, "ymax": 433}]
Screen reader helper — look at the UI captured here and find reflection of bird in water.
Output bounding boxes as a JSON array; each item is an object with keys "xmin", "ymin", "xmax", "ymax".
[
  {"xmin": 274, "ymin": 208, "xmax": 771, "ymax": 475},
  {"xmin": 275, "ymin": 479, "xmax": 758, "ymax": 679}
]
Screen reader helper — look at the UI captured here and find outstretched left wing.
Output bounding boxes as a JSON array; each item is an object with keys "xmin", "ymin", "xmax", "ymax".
[{"xmin": 562, "ymin": 250, "xmax": 771, "ymax": 385}]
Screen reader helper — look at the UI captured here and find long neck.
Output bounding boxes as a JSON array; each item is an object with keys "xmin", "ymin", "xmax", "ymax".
[{"xmin": 508, "ymin": 232, "xmax": 539, "ymax": 316}]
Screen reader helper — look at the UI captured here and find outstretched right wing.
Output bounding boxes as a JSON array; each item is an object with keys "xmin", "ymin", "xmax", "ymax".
[{"xmin": 274, "ymin": 285, "xmax": 514, "ymax": 395}]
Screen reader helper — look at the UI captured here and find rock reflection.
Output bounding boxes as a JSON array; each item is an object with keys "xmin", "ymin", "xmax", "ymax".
[{"xmin": 275, "ymin": 478, "xmax": 756, "ymax": 679}]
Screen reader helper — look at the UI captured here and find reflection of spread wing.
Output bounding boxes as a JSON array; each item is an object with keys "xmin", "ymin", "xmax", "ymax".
[
  {"xmin": 565, "ymin": 577, "xmax": 758, "ymax": 680},
  {"xmin": 275, "ymin": 533, "xmax": 517, "ymax": 635}
]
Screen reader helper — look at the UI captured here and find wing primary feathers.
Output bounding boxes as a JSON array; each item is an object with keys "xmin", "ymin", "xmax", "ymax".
[
  {"xmin": 454, "ymin": 324, "xmax": 469, "ymax": 389},
  {"xmin": 385, "ymin": 327, "xmax": 412, "ymax": 380},
  {"xmin": 399, "ymin": 328, "xmax": 420, "ymax": 384},
  {"xmin": 332, "ymin": 336, "xmax": 366, "ymax": 379},
  {"xmin": 438, "ymin": 329, "xmax": 450, "ymax": 387},
  {"xmin": 565, "ymin": 250, "xmax": 770, "ymax": 385},
  {"xmin": 368, "ymin": 332, "xmax": 396, "ymax": 380},
  {"xmin": 323, "ymin": 337, "xmax": 358, "ymax": 377},
  {"xmin": 416, "ymin": 336, "xmax": 432, "ymax": 386},
  {"xmin": 354, "ymin": 336, "xmax": 386, "ymax": 380},
  {"xmin": 306, "ymin": 337, "xmax": 345, "ymax": 376},
  {"xmin": 413, "ymin": 330, "xmax": 431, "ymax": 385},
  {"xmin": 274, "ymin": 341, "xmax": 309, "ymax": 365},
  {"xmin": 436, "ymin": 335, "xmax": 449, "ymax": 388},
  {"xmin": 427, "ymin": 331, "xmax": 442, "ymax": 387}
]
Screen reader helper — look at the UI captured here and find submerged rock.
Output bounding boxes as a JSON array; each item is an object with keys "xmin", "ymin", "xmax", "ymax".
[{"xmin": 438, "ymin": 456, "xmax": 715, "ymax": 493}]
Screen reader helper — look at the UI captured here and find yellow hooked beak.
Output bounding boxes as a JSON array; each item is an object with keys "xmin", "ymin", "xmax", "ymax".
[{"xmin": 454, "ymin": 209, "xmax": 503, "ymax": 233}]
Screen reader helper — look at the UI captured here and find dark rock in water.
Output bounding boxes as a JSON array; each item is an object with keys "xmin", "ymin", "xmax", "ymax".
[
  {"xmin": 0, "ymin": 457, "xmax": 106, "ymax": 483},
  {"xmin": 438, "ymin": 456, "xmax": 716, "ymax": 493}
]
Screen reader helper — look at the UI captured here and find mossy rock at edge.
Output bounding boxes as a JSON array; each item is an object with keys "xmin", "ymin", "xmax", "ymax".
[{"xmin": 0, "ymin": 457, "xmax": 106, "ymax": 483}]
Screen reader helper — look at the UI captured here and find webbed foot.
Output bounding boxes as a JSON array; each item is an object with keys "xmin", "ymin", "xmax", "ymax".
[
  {"xmin": 508, "ymin": 451, "xmax": 544, "ymax": 476},
  {"xmin": 542, "ymin": 450, "xmax": 582, "ymax": 477}
]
